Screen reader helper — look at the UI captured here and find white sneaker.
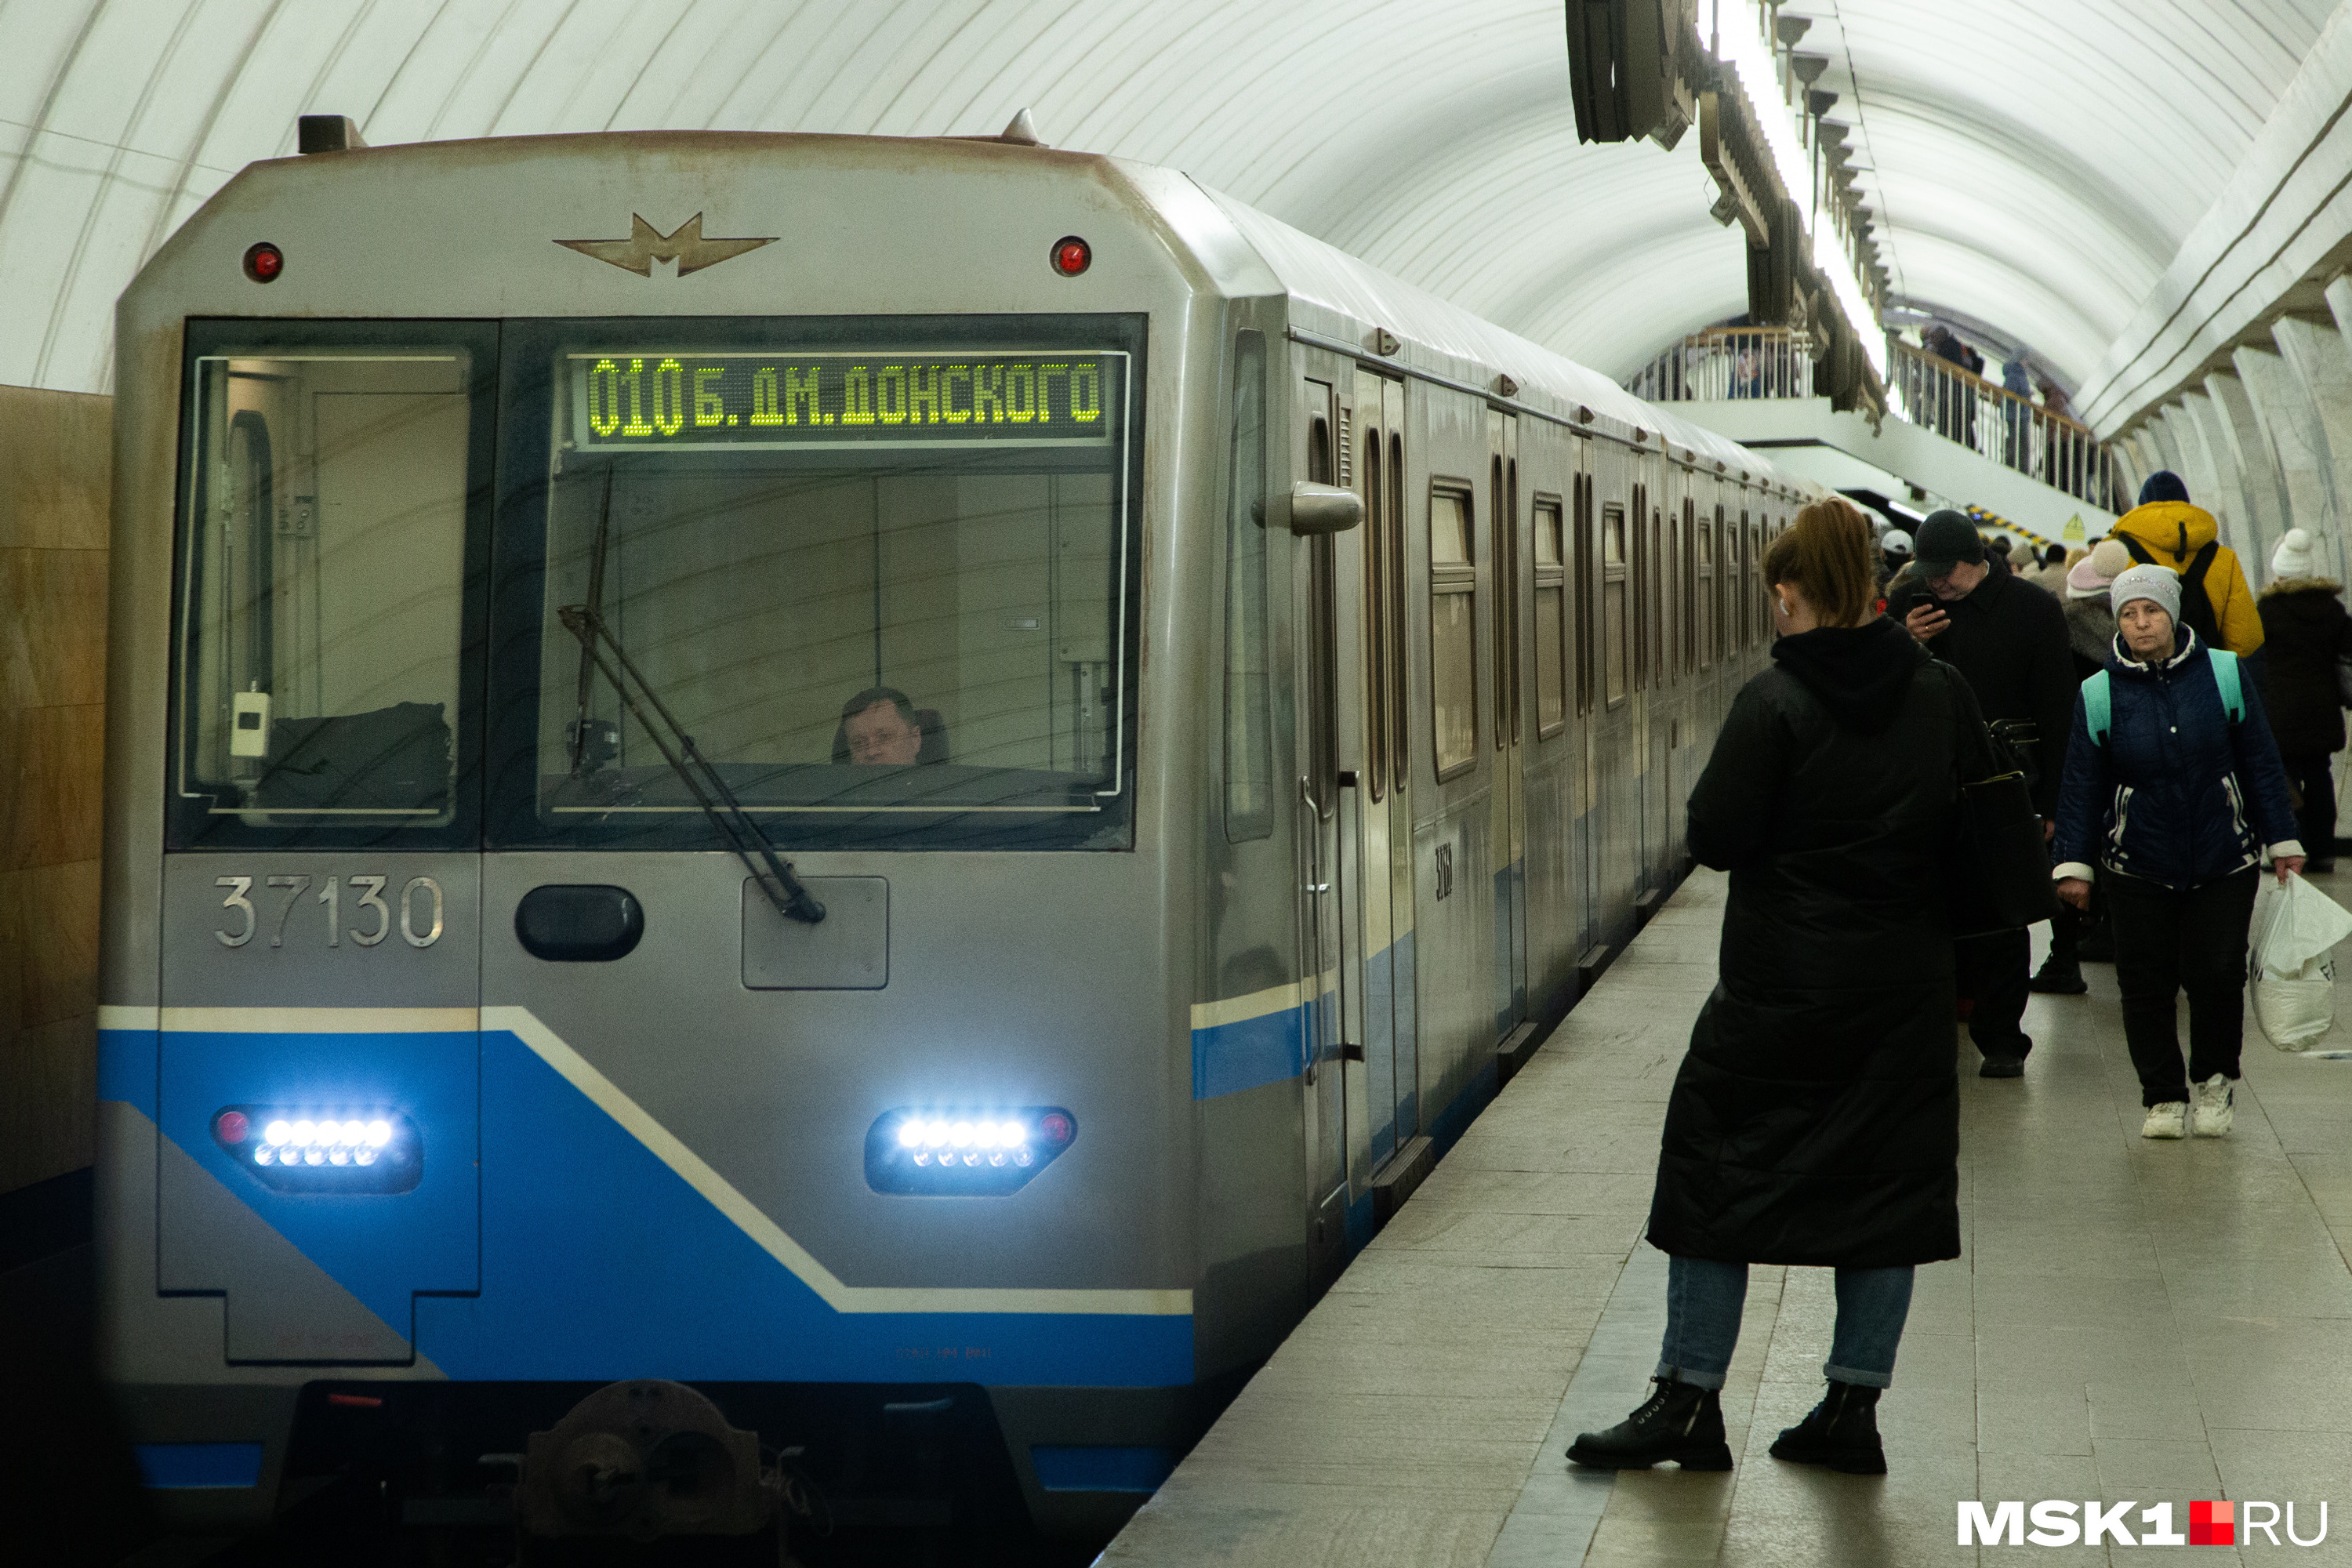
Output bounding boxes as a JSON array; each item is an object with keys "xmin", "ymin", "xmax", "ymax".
[
  {"xmin": 2142, "ymin": 1102, "xmax": 2188, "ymax": 1139},
  {"xmin": 2191, "ymin": 1074, "xmax": 2234, "ymax": 1137}
]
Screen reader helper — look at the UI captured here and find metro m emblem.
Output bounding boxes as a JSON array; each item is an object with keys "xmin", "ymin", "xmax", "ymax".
[{"xmin": 555, "ymin": 213, "xmax": 776, "ymax": 277}]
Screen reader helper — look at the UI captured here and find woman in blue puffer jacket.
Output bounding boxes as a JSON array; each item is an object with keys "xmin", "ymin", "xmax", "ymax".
[{"xmin": 2053, "ymin": 564, "xmax": 2303, "ymax": 1140}]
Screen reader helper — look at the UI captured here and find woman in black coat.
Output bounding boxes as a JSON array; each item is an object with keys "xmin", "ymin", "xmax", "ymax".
[
  {"xmin": 1570, "ymin": 500, "xmax": 1971, "ymax": 1478},
  {"xmin": 2256, "ymin": 528, "xmax": 2352, "ymax": 871}
]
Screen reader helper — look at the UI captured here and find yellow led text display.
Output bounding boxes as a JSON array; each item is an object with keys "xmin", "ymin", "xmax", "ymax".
[{"xmin": 572, "ymin": 353, "xmax": 1114, "ymax": 448}]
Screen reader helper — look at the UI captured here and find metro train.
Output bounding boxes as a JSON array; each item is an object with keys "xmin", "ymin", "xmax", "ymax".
[{"xmin": 93, "ymin": 119, "xmax": 1812, "ymax": 1550}]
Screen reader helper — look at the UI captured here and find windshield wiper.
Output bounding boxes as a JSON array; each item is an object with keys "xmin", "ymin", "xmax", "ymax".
[{"xmin": 557, "ymin": 470, "xmax": 826, "ymax": 925}]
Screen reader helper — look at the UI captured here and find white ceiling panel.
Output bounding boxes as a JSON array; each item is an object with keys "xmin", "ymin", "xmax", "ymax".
[{"xmin": 0, "ymin": 0, "xmax": 2335, "ymax": 411}]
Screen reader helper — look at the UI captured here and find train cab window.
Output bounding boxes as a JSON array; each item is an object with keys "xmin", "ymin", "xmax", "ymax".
[
  {"xmin": 1429, "ymin": 488, "xmax": 1477, "ymax": 779},
  {"xmin": 495, "ymin": 322, "xmax": 1144, "ymax": 851},
  {"xmin": 1533, "ymin": 499, "xmax": 1565, "ymax": 738},
  {"xmin": 1222, "ymin": 330, "xmax": 1272, "ymax": 843},
  {"xmin": 172, "ymin": 328, "xmax": 495, "ymax": 847},
  {"xmin": 1602, "ymin": 502, "xmax": 1628, "ymax": 707}
]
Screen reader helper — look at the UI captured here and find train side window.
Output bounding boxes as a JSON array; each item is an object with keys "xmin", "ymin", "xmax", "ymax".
[
  {"xmin": 1651, "ymin": 502, "xmax": 1665, "ymax": 685},
  {"xmin": 1363, "ymin": 419, "xmax": 1388, "ymax": 801},
  {"xmin": 1602, "ymin": 502, "xmax": 1628, "ymax": 707},
  {"xmin": 1736, "ymin": 509, "xmax": 1751, "ymax": 645},
  {"xmin": 1222, "ymin": 329, "xmax": 1272, "ymax": 843},
  {"xmin": 1697, "ymin": 514, "xmax": 1714, "ymax": 670},
  {"xmin": 1573, "ymin": 474, "xmax": 1595, "ymax": 717},
  {"xmin": 1430, "ymin": 487, "xmax": 1477, "ymax": 778},
  {"xmin": 1748, "ymin": 519, "xmax": 1762, "ymax": 646},
  {"xmin": 1688, "ymin": 497, "xmax": 1699, "ymax": 677},
  {"xmin": 1388, "ymin": 432, "xmax": 1408, "ymax": 795},
  {"xmin": 1507, "ymin": 457, "xmax": 1522, "ymax": 742},
  {"xmin": 1305, "ymin": 393, "xmax": 1337, "ymax": 809},
  {"xmin": 1628, "ymin": 485, "xmax": 1646, "ymax": 692},
  {"xmin": 1534, "ymin": 499, "xmax": 1565, "ymax": 738},
  {"xmin": 1491, "ymin": 455, "xmax": 1514, "ymax": 750}
]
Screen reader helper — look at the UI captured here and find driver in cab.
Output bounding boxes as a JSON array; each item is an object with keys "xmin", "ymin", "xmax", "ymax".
[{"xmin": 840, "ymin": 687, "xmax": 926, "ymax": 765}]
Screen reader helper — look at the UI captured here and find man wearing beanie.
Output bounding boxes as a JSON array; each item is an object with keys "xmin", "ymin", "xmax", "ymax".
[
  {"xmin": 1890, "ymin": 509, "xmax": 2082, "ymax": 1057},
  {"xmin": 2256, "ymin": 527, "xmax": 2352, "ymax": 870},
  {"xmin": 2108, "ymin": 471, "xmax": 2264, "ymax": 654}
]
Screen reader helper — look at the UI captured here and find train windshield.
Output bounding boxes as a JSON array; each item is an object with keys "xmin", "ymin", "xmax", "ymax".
[{"xmin": 493, "ymin": 322, "xmax": 1142, "ymax": 851}]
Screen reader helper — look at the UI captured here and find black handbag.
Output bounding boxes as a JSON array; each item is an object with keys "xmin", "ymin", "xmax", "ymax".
[{"xmin": 1940, "ymin": 669, "xmax": 2062, "ymax": 938}]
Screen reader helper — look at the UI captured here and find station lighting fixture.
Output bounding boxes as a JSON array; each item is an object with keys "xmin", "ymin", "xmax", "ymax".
[
  {"xmin": 866, "ymin": 1106, "xmax": 1076, "ymax": 1196},
  {"xmin": 212, "ymin": 1105, "xmax": 421, "ymax": 1193},
  {"xmin": 1710, "ymin": 14, "xmax": 1886, "ymax": 376}
]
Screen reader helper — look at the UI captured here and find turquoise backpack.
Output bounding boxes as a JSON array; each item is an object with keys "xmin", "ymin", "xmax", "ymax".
[{"xmin": 2082, "ymin": 649, "xmax": 2242, "ymax": 746}]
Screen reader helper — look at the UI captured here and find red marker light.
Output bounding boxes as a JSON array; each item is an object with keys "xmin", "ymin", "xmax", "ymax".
[
  {"xmin": 1039, "ymin": 1112, "xmax": 1075, "ymax": 1147},
  {"xmin": 243, "ymin": 242, "xmax": 284, "ymax": 283},
  {"xmin": 1051, "ymin": 237, "xmax": 1091, "ymax": 277},
  {"xmin": 326, "ymin": 1392, "xmax": 383, "ymax": 1409},
  {"xmin": 215, "ymin": 1109, "xmax": 250, "ymax": 1145}
]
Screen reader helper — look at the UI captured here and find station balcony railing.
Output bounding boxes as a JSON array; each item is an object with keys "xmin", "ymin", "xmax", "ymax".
[
  {"xmin": 1622, "ymin": 325, "xmax": 1817, "ymax": 403},
  {"xmin": 1624, "ymin": 327, "xmax": 2120, "ymax": 510}
]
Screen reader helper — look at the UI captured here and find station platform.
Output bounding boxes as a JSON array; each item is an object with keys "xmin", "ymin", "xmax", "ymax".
[{"xmin": 1104, "ymin": 870, "xmax": 2352, "ymax": 1567}]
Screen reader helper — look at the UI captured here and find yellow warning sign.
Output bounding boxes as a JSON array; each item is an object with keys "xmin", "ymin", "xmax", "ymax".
[{"xmin": 2063, "ymin": 514, "xmax": 2086, "ymax": 543}]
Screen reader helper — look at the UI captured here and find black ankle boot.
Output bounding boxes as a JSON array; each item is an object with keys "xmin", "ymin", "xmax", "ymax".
[
  {"xmin": 2029, "ymin": 955, "xmax": 2088, "ymax": 994},
  {"xmin": 1566, "ymin": 1377, "xmax": 1733, "ymax": 1471},
  {"xmin": 1768, "ymin": 1380, "xmax": 1886, "ymax": 1474}
]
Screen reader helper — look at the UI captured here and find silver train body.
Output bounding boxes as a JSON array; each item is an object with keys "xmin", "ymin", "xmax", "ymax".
[{"xmin": 94, "ymin": 129, "xmax": 1806, "ymax": 1536}]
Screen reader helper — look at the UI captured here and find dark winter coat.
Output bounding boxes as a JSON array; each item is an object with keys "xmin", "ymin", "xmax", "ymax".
[
  {"xmin": 1647, "ymin": 618, "xmax": 1965, "ymax": 1269},
  {"xmin": 2063, "ymin": 593, "xmax": 2116, "ymax": 681},
  {"xmin": 1889, "ymin": 558, "xmax": 2078, "ymax": 816},
  {"xmin": 2255, "ymin": 580, "xmax": 2352, "ymax": 757},
  {"xmin": 2052, "ymin": 629, "xmax": 2303, "ymax": 891}
]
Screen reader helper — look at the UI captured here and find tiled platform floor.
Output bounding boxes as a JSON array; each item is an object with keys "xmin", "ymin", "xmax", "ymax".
[{"xmin": 1103, "ymin": 869, "xmax": 2352, "ymax": 1566}]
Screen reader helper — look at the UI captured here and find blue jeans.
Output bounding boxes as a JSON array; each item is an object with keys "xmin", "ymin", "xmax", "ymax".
[{"xmin": 1656, "ymin": 1255, "xmax": 1915, "ymax": 1390}]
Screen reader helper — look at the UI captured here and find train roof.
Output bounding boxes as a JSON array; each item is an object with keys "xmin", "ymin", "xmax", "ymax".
[{"xmin": 1189, "ymin": 179, "xmax": 1806, "ymax": 495}]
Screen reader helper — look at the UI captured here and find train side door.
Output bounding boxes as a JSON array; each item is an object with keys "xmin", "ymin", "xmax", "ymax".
[
  {"xmin": 1570, "ymin": 448, "xmax": 1600, "ymax": 957},
  {"xmin": 1294, "ymin": 374, "xmax": 1348, "ymax": 1276},
  {"xmin": 1488, "ymin": 411, "xmax": 1527, "ymax": 1036},
  {"xmin": 1327, "ymin": 367, "xmax": 1412, "ymax": 1198}
]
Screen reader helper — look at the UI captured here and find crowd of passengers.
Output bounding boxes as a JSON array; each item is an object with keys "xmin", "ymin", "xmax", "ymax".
[{"xmin": 1570, "ymin": 474, "xmax": 2352, "ymax": 1480}]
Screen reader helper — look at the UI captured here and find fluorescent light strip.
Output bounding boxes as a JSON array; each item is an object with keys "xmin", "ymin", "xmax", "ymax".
[{"xmin": 1715, "ymin": 20, "xmax": 1887, "ymax": 376}]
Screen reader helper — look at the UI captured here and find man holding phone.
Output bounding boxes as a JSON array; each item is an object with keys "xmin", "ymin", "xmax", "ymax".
[{"xmin": 1895, "ymin": 510, "xmax": 2078, "ymax": 1076}]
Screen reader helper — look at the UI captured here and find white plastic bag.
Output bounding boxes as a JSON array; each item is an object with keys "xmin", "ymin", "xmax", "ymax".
[{"xmin": 2249, "ymin": 873, "xmax": 2352, "ymax": 1050}]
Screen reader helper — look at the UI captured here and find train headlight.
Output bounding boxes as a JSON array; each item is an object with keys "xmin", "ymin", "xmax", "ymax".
[
  {"xmin": 866, "ymin": 1107, "xmax": 1075, "ymax": 1196},
  {"xmin": 214, "ymin": 1105, "xmax": 421, "ymax": 1194}
]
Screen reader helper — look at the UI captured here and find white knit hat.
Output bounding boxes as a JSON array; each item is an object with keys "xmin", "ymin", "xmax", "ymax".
[{"xmin": 2272, "ymin": 527, "xmax": 2317, "ymax": 580}]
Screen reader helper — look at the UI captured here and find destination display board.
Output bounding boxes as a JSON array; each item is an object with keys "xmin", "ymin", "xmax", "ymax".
[{"xmin": 568, "ymin": 350, "xmax": 1123, "ymax": 450}]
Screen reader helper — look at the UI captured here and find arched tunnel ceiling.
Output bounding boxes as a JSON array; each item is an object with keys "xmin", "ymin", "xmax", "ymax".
[{"xmin": 0, "ymin": 0, "xmax": 2339, "ymax": 408}]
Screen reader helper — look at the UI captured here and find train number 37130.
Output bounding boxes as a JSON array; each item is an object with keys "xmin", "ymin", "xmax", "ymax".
[{"xmin": 214, "ymin": 875, "xmax": 446, "ymax": 950}]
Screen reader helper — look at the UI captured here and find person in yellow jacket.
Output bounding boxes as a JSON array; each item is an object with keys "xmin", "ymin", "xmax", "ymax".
[{"xmin": 2108, "ymin": 471, "xmax": 2266, "ymax": 654}]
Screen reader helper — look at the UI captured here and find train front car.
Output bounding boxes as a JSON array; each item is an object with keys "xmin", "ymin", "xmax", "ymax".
[{"xmin": 98, "ymin": 132, "xmax": 1265, "ymax": 1547}]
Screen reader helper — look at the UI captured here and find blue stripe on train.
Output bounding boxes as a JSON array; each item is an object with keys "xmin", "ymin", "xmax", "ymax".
[
  {"xmin": 98, "ymin": 1026, "xmax": 158, "ymax": 1116},
  {"xmin": 135, "ymin": 1442, "xmax": 264, "ymax": 1489},
  {"xmin": 118, "ymin": 1024, "xmax": 1189, "ymax": 1388},
  {"xmin": 1189, "ymin": 1004, "xmax": 1308, "ymax": 1099}
]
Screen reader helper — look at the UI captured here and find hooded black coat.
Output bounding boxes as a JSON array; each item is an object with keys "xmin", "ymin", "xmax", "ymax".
[
  {"xmin": 1646, "ymin": 618, "xmax": 1966, "ymax": 1269},
  {"xmin": 2256, "ymin": 580, "xmax": 2352, "ymax": 757}
]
